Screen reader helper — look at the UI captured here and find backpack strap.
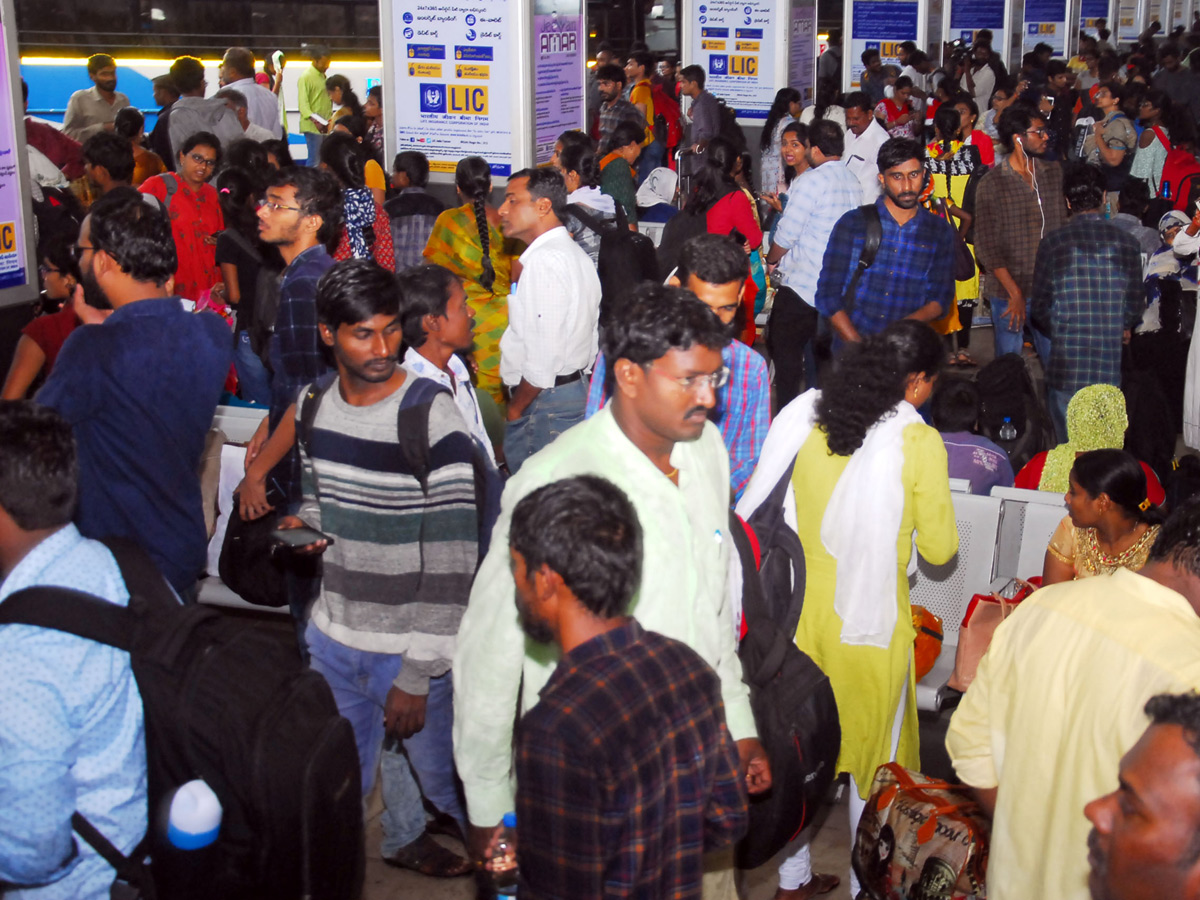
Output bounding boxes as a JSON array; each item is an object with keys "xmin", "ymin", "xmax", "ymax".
[
  {"xmin": 1151, "ymin": 125, "xmax": 1170, "ymax": 149},
  {"xmin": 219, "ymin": 225, "xmax": 264, "ymax": 265},
  {"xmin": 566, "ymin": 203, "xmax": 609, "ymax": 236},
  {"xmin": 162, "ymin": 172, "xmax": 180, "ymax": 211},
  {"xmin": 397, "ymin": 377, "xmax": 452, "ymax": 493},
  {"xmin": 0, "ymin": 585, "xmax": 133, "ymax": 648},
  {"xmin": 71, "ymin": 812, "xmax": 156, "ymax": 899},
  {"xmin": 841, "ymin": 204, "xmax": 883, "ymax": 317},
  {"xmin": 297, "ymin": 373, "xmax": 340, "ymax": 458}
]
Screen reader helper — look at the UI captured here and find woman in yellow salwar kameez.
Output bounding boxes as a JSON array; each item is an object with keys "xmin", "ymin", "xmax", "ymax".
[
  {"xmin": 736, "ymin": 321, "xmax": 959, "ymax": 898},
  {"xmin": 424, "ymin": 155, "xmax": 519, "ymax": 407}
]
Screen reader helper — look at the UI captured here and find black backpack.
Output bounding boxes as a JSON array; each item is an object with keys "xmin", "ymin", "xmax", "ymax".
[
  {"xmin": 716, "ymin": 98, "xmax": 748, "ymax": 153},
  {"xmin": 731, "ymin": 463, "xmax": 841, "ymax": 870},
  {"xmin": 298, "ymin": 372, "xmax": 504, "ymax": 557},
  {"xmin": 656, "ymin": 206, "xmax": 712, "ymax": 281},
  {"xmin": 975, "ymin": 353, "xmax": 1054, "ymax": 472},
  {"xmin": 218, "ymin": 480, "xmax": 319, "ymax": 608},
  {"xmin": 0, "ymin": 538, "xmax": 363, "ymax": 900},
  {"xmin": 565, "ymin": 202, "xmax": 659, "ymax": 327}
]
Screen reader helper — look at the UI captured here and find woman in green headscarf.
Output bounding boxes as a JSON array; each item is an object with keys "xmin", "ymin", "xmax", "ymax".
[{"xmin": 1014, "ymin": 384, "xmax": 1166, "ymax": 501}]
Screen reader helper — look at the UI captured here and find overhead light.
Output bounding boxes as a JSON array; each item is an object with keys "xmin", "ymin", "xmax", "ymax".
[{"xmin": 150, "ymin": 7, "xmax": 165, "ymax": 20}]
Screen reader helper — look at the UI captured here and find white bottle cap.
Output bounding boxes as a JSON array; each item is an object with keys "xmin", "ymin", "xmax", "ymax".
[{"xmin": 167, "ymin": 779, "xmax": 223, "ymax": 850}]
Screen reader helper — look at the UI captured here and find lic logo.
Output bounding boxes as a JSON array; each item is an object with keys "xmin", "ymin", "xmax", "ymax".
[
  {"xmin": 403, "ymin": 27, "xmax": 414, "ymax": 38},
  {"xmin": 710, "ymin": 55, "xmax": 728, "ymax": 74},
  {"xmin": 420, "ymin": 84, "xmax": 446, "ymax": 113}
]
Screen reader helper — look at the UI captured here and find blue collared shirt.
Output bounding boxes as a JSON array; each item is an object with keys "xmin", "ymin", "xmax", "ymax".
[
  {"xmin": 38, "ymin": 298, "xmax": 233, "ymax": 591},
  {"xmin": 774, "ymin": 161, "xmax": 865, "ymax": 302},
  {"xmin": 269, "ymin": 244, "xmax": 336, "ymax": 419},
  {"xmin": 0, "ymin": 525, "xmax": 147, "ymax": 900},
  {"xmin": 814, "ymin": 196, "xmax": 957, "ymax": 336}
]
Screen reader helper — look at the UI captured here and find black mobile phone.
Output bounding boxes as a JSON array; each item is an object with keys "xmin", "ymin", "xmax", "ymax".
[
  {"xmin": 271, "ymin": 526, "xmax": 335, "ymax": 548},
  {"xmin": 729, "ymin": 227, "xmax": 746, "ymax": 245}
]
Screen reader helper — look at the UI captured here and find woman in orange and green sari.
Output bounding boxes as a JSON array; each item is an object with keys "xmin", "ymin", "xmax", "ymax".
[{"xmin": 423, "ymin": 155, "xmax": 518, "ymax": 407}]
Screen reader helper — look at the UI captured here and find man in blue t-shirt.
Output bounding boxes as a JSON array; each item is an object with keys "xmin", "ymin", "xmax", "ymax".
[{"xmin": 931, "ymin": 378, "xmax": 1014, "ymax": 496}]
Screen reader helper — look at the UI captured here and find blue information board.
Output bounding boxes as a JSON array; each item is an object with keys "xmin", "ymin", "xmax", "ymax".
[{"xmin": 950, "ymin": 0, "xmax": 1007, "ymax": 30}]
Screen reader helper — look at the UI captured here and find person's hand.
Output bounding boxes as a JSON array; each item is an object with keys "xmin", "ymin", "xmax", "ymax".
[
  {"xmin": 384, "ymin": 686, "xmax": 428, "ymax": 740},
  {"xmin": 468, "ymin": 823, "xmax": 505, "ymax": 867},
  {"xmin": 275, "ymin": 514, "xmax": 328, "ymax": 554},
  {"xmin": 245, "ymin": 417, "xmax": 270, "ymax": 471},
  {"xmin": 70, "ymin": 283, "xmax": 111, "ymax": 325},
  {"xmin": 762, "ymin": 192, "xmax": 782, "ymax": 213},
  {"xmin": 737, "ymin": 738, "xmax": 772, "ymax": 794},
  {"xmin": 1002, "ymin": 291, "xmax": 1026, "ymax": 332},
  {"xmin": 1094, "ymin": 121, "xmax": 1106, "ymax": 138},
  {"xmin": 235, "ymin": 474, "xmax": 273, "ymax": 520},
  {"xmin": 1123, "ymin": 328, "xmax": 1132, "ymax": 345}
]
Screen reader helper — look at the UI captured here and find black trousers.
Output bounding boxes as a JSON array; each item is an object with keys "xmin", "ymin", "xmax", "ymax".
[{"xmin": 767, "ymin": 286, "xmax": 820, "ymax": 410}]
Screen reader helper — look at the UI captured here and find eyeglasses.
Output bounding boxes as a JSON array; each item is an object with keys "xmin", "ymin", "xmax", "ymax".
[
  {"xmin": 71, "ymin": 244, "xmax": 95, "ymax": 263},
  {"xmin": 257, "ymin": 198, "xmax": 303, "ymax": 213},
  {"xmin": 649, "ymin": 364, "xmax": 730, "ymax": 392},
  {"xmin": 1024, "ymin": 128, "xmax": 1049, "ymax": 138},
  {"xmin": 38, "ymin": 264, "xmax": 62, "ymax": 277},
  {"xmin": 187, "ymin": 153, "xmax": 218, "ymax": 168}
]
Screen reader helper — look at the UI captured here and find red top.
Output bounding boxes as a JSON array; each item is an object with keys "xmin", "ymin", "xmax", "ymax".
[
  {"xmin": 333, "ymin": 199, "xmax": 396, "ymax": 271},
  {"xmin": 967, "ymin": 130, "xmax": 995, "ymax": 167},
  {"xmin": 139, "ymin": 174, "xmax": 224, "ymax": 302},
  {"xmin": 1015, "ymin": 451, "xmax": 1166, "ymax": 506},
  {"xmin": 706, "ymin": 190, "xmax": 762, "ymax": 343},
  {"xmin": 22, "ymin": 305, "xmax": 79, "ymax": 375}
]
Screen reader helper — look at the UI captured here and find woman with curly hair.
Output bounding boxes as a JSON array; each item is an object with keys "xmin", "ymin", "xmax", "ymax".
[
  {"xmin": 423, "ymin": 156, "xmax": 517, "ymax": 405},
  {"xmin": 737, "ymin": 320, "xmax": 958, "ymax": 899}
]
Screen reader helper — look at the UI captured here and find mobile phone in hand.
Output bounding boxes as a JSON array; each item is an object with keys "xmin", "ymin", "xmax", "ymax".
[{"xmin": 271, "ymin": 526, "xmax": 334, "ymax": 548}]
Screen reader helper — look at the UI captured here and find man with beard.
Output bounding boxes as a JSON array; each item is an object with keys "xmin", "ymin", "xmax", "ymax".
[
  {"xmin": 456, "ymin": 284, "xmax": 770, "ymax": 900},
  {"xmin": 594, "ymin": 63, "xmax": 646, "ymax": 154},
  {"xmin": 276, "ymin": 259, "xmax": 476, "ymax": 878},
  {"xmin": 973, "ymin": 105, "xmax": 1068, "ymax": 358},
  {"xmin": 815, "ymin": 137, "xmax": 956, "ymax": 344},
  {"xmin": 508, "ymin": 475, "xmax": 748, "ymax": 900},
  {"xmin": 584, "ymin": 234, "xmax": 769, "ymax": 501},
  {"xmin": 62, "ymin": 53, "xmax": 130, "ymax": 142},
  {"xmin": 37, "ymin": 188, "xmax": 232, "ymax": 599},
  {"xmin": 1085, "ymin": 692, "xmax": 1200, "ymax": 900},
  {"xmin": 946, "ymin": 501, "xmax": 1200, "ymax": 900}
]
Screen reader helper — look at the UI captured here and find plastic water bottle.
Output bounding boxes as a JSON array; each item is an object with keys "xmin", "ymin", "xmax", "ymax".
[
  {"xmin": 999, "ymin": 417, "xmax": 1018, "ymax": 442},
  {"xmin": 167, "ymin": 780, "xmax": 223, "ymax": 849},
  {"xmin": 489, "ymin": 811, "xmax": 518, "ymax": 896}
]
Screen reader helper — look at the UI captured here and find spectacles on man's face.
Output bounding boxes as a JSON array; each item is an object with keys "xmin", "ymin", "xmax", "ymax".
[
  {"xmin": 71, "ymin": 244, "xmax": 95, "ymax": 263},
  {"xmin": 257, "ymin": 198, "xmax": 303, "ymax": 213},
  {"xmin": 187, "ymin": 152, "xmax": 218, "ymax": 168},
  {"xmin": 648, "ymin": 364, "xmax": 730, "ymax": 392},
  {"xmin": 1024, "ymin": 128, "xmax": 1049, "ymax": 138}
]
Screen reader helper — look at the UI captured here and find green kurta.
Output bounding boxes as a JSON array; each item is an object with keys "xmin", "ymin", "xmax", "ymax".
[{"xmin": 791, "ymin": 422, "xmax": 958, "ymax": 797}]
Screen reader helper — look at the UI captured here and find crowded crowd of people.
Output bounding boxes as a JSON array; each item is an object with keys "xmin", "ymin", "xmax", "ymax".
[{"xmin": 7, "ymin": 29, "xmax": 1200, "ymax": 900}]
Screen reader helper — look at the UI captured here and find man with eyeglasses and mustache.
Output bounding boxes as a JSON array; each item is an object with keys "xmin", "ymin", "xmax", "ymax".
[
  {"xmin": 138, "ymin": 130, "xmax": 224, "ymax": 303},
  {"xmin": 815, "ymin": 137, "xmax": 957, "ymax": 346},
  {"xmin": 455, "ymin": 283, "xmax": 771, "ymax": 900}
]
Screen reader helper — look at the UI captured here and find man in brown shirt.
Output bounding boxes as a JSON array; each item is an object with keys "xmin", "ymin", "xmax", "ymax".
[
  {"xmin": 974, "ymin": 105, "xmax": 1068, "ymax": 359},
  {"xmin": 62, "ymin": 54, "xmax": 130, "ymax": 142}
]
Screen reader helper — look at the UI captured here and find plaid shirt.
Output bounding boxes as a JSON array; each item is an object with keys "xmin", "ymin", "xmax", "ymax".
[
  {"xmin": 598, "ymin": 98, "xmax": 645, "ymax": 154},
  {"xmin": 814, "ymin": 196, "xmax": 957, "ymax": 335},
  {"xmin": 973, "ymin": 157, "xmax": 1068, "ymax": 300},
  {"xmin": 515, "ymin": 619, "xmax": 747, "ymax": 900},
  {"xmin": 585, "ymin": 339, "xmax": 770, "ymax": 500},
  {"xmin": 1029, "ymin": 214, "xmax": 1144, "ymax": 393},
  {"xmin": 384, "ymin": 187, "xmax": 445, "ymax": 271}
]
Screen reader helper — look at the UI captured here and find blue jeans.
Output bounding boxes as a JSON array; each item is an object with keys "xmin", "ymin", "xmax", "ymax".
[
  {"xmin": 305, "ymin": 623, "xmax": 465, "ymax": 852},
  {"xmin": 234, "ymin": 331, "xmax": 271, "ymax": 406},
  {"xmin": 504, "ymin": 378, "xmax": 588, "ymax": 474},
  {"xmin": 303, "ymin": 132, "xmax": 324, "ymax": 166},
  {"xmin": 637, "ymin": 138, "xmax": 666, "ymax": 185},
  {"xmin": 988, "ymin": 294, "xmax": 1026, "ymax": 358}
]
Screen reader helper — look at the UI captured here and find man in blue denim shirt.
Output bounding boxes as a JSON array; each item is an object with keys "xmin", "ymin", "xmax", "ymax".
[
  {"xmin": 0, "ymin": 402, "xmax": 147, "ymax": 899},
  {"xmin": 39, "ymin": 188, "xmax": 231, "ymax": 597}
]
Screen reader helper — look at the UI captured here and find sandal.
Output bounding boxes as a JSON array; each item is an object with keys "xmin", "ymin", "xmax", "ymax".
[
  {"xmin": 383, "ymin": 831, "xmax": 472, "ymax": 877},
  {"xmin": 956, "ymin": 350, "xmax": 978, "ymax": 367}
]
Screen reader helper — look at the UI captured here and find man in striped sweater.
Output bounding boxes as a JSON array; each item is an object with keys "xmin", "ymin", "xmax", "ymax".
[{"xmin": 277, "ymin": 258, "xmax": 478, "ymax": 876}]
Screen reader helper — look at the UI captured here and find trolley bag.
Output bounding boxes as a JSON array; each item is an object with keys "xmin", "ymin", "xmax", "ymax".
[{"xmin": 853, "ymin": 763, "xmax": 990, "ymax": 900}]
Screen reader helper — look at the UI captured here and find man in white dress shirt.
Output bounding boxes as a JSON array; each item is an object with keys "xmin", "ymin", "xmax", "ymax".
[
  {"xmin": 842, "ymin": 91, "xmax": 891, "ymax": 202},
  {"xmin": 497, "ymin": 167, "xmax": 602, "ymax": 473},
  {"xmin": 219, "ymin": 46, "xmax": 283, "ymax": 138}
]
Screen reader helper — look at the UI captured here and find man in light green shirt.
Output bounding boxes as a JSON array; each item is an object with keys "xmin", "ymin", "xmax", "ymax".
[
  {"xmin": 454, "ymin": 283, "xmax": 768, "ymax": 897},
  {"xmin": 297, "ymin": 45, "xmax": 332, "ymax": 166}
]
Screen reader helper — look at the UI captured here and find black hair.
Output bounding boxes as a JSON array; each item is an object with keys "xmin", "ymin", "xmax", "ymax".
[
  {"xmin": 556, "ymin": 129, "xmax": 595, "ymax": 155},
  {"xmin": 214, "ymin": 87, "xmax": 247, "ymax": 110},
  {"xmin": 151, "ymin": 74, "xmax": 180, "ymax": 99},
  {"xmin": 396, "ymin": 263, "xmax": 461, "ymax": 348},
  {"xmin": 169, "ymin": 56, "xmax": 206, "ymax": 94},
  {"xmin": 1142, "ymin": 87, "xmax": 1171, "ymax": 115},
  {"xmin": 455, "ymin": 156, "xmax": 495, "ymax": 291},
  {"xmin": 861, "ymin": 48, "xmax": 881, "ymax": 65},
  {"xmin": 686, "ymin": 136, "xmax": 740, "ymax": 213},
  {"xmin": 677, "ymin": 233, "xmax": 748, "ymax": 287},
  {"xmin": 393, "ymin": 150, "xmax": 430, "ymax": 187},
  {"xmin": 223, "ymin": 138, "xmax": 272, "ymax": 192},
  {"xmin": 319, "ymin": 131, "xmax": 366, "ymax": 189},
  {"xmin": 113, "ymin": 107, "xmax": 144, "ymax": 140},
  {"xmin": 366, "ymin": 84, "xmax": 382, "ymax": 105},
  {"xmin": 332, "ymin": 113, "xmax": 383, "ymax": 169},
  {"xmin": 1119, "ymin": 179, "xmax": 1151, "ymax": 216},
  {"xmin": 1046, "ymin": 59, "xmax": 1069, "ymax": 78},
  {"xmin": 600, "ymin": 283, "xmax": 732, "ymax": 395},
  {"xmin": 87, "ymin": 53, "xmax": 115, "ymax": 75},
  {"xmin": 934, "ymin": 104, "xmax": 962, "ymax": 154},
  {"xmin": 1072, "ymin": 449, "xmax": 1165, "ymax": 524},
  {"xmin": 222, "ymin": 47, "xmax": 256, "ymax": 80},
  {"xmin": 894, "ymin": 75, "xmax": 914, "ymax": 91},
  {"xmin": 180, "ymin": 131, "xmax": 221, "ymax": 160},
  {"xmin": 844, "ymin": 90, "xmax": 874, "ymax": 114},
  {"xmin": 267, "ymin": 166, "xmax": 344, "ymax": 250},
  {"xmin": 808, "ymin": 119, "xmax": 845, "ymax": 158},
  {"xmin": 1097, "ymin": 79, "xmax": 1126, "ymax": 103},
  {"xmin": 87, "ymin": 186, "xmax": 177, "ymax": 286},
  {"xmin": 559, "ymin": 142, "xmax": 600, "ymax": 189},
  {"xmin": 762, "ymin": 87, "xmax": 803, "ymax": 151},
  {"xmin": 38, "ymin": 233, "xmax": 82, "ymax": 285},
  {"xmin": 509, "ymin": 475, "xmax": 643, "ymax": 620},
  {"xmin": 813, "ymin": 78, "xmax": 840, "ymax": 122},
  {"xmin": 930, "ymin": 378, "xmax": 980, "ymax": 433},
  {"xmin": 627, "ymin": 50, "xmax": 653, "ymax": 76},
  {"xmin": 609, "ymin": 120, "xmax": 644, "ymax": 150},
  {"xmin": 1160, "ymin": 43, "xmax": 1183, "ymax": 60},
  {"xmin": 1064, "ymin": 161, "xmax": 1105, "ymax": 212},
  {"xmin": 996, "ymin": 105, "xmax": 1039, "ymax": 152},
  {"xmin": 511, "ymin": 166, "xmax": 568, "ymax": 215},
  {"xmin": 214, "ymin": 167, "xmax": 261, "ymax": 240},
  {"xmin": 0, "ymin": 401, "xmax": 77, "ymax": 529},
  {"xmin": 594, "ymin": 63, "xmax": 626, "ymax": 86},
  {"xmin": 954, "ymin": 95, "xmax": 980, "ymax": 127},
  {"xmin": 909, "ymin": 50, "xmax": 929, "ymax": 67},
  {"xmin": 262, "ymin": 138, "xmax": 295, "ymax": 168},
  {"xmin": 816, "ymin": 320, "xmax": 944, "ymax": 456},
  {"xmin": 1145, "ymin": 693, "xmax": 1200, "ymax": 780},
  {"xmin": 877, "ymin": 137, "xmax": 924, "ymax": 173},
  {"xmin": 315, "ymin": 258, "xmax": 400, "ymax": 332},
  {"xmin": 324, "ymin": 74, "xmax": 363, "ymax": 118},
  {"xmin": 679, "ymin": 64, "xmax": 706, "ymax": 87},
  {"xmin": 82, "ymin": 132, "xmax": 134, "ymax": 184}
]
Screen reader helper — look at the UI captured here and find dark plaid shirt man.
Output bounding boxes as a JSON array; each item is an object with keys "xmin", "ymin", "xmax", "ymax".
[
  {"xmin": 515, "ymin": 618, "xmax": 747, "ymax": 900},
  {"xmin": 597, "ymin": 96, "xmax": 645, "ymax": 155}
]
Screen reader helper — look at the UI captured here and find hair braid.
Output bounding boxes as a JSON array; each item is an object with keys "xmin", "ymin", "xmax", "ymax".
[{"xmin": 473, "ymin": 196, "xmax": 496, "ymax": 291}]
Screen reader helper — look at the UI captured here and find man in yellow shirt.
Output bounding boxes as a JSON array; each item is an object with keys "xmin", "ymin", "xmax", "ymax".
[
  {"xmin": 298, "ymin": 44, "xmax": 333, "ymax": 166},
  {"xmin": 624, "ymin": 50, "xmax": 663, "ymax": 184},
  {"xmin": 947, "ymin": 505, "xmax": 1200, "ymax": 900}
]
